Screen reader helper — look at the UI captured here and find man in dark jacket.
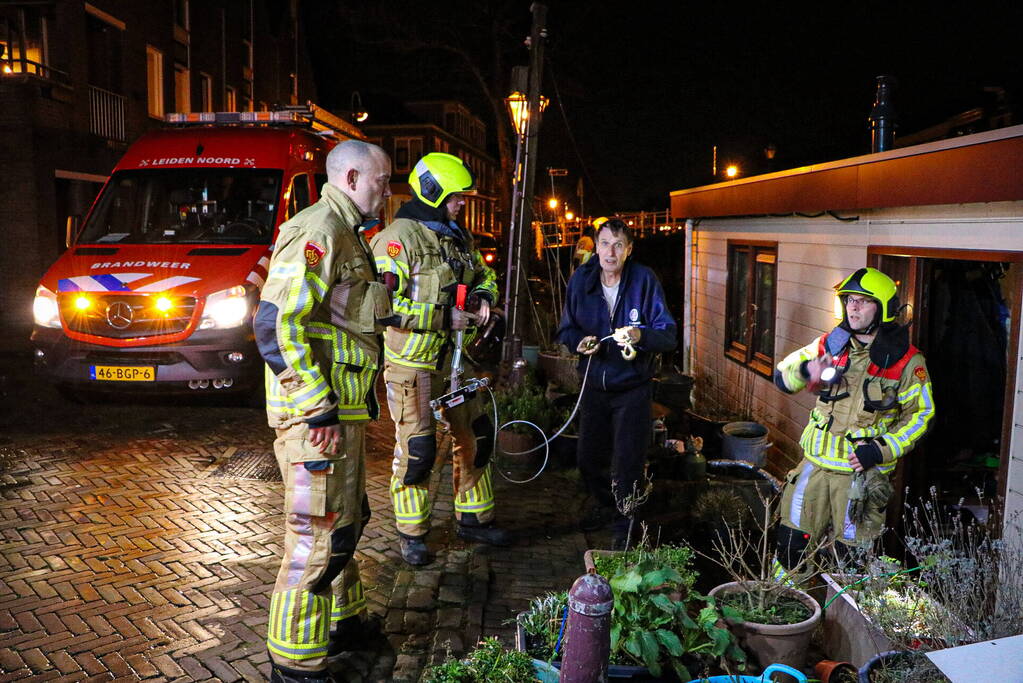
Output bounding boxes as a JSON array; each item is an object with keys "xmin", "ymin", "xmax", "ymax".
[{"xmin": 556, "ymin": 219, "xmax": 677, "ymax": 548}]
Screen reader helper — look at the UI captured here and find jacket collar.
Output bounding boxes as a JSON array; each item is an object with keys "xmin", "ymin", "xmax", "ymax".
[{"xmin": 319, "ymin": 182, "xmax": 365, "ymax": 230}]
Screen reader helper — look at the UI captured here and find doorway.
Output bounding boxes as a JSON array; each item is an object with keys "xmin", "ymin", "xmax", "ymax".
[{"xmin": 872, "ymin": 249, "xmax": 1022, "ymax": 534}]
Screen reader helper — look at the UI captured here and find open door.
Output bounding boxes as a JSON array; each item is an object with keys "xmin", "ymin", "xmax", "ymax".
[{"xmin": 871, "ymin": 249, "xmax": 1022, "ymax": 540}]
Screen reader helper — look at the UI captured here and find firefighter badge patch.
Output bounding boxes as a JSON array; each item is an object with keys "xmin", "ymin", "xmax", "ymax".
[
  {"xmin": 386, "ymin": 240, "xmax": 402, "ymax": 258},
  {"xmin": 914, "ymin": 366, "xmax": 927, "ymax": 382},
  {"xmin": 304, "ymin": 241, "xmax": 325, "ymax": 267}
]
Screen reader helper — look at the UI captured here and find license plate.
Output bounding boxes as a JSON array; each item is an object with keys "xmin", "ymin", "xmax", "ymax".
[{"xmin": 90, "ymin": 365, "xmax": 156, "ymax": 382}]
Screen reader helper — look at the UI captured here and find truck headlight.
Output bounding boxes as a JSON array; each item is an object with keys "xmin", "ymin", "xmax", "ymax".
[
  {"xmin": 33, "ymin": 286, "xmax": 61, "ymax": 328},
  {"xmin": 200, "ymin": 285, "xmax": 253, "ymax": 329}
]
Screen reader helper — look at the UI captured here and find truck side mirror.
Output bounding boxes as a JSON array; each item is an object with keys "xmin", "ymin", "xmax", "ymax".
[{"xmin": 65, "ymin": 215, "xmax": 80, "ymax": 249}]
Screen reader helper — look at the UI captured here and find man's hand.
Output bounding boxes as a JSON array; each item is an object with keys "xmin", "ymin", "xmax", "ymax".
[
  {"xmin": 308, "ymin": 424, "xmax": 342, "ymax": 455},
  {"xmin": 850, "ymin": 441, "xmax": 883, "ymax": 472},
  {"xmin": 476, "ymin": 298, "xmax": 490, "ymax": 326},
  {"xmin": 450, "ymin": 306, "xmax": 478, "ymax": 331},
  {"xmin": 805, "ymin": 353, "xmax": 832, "ymax": 390},
  {"xmin": 577, "ymin": 336, "xmax": 599, "ymax": 355}
]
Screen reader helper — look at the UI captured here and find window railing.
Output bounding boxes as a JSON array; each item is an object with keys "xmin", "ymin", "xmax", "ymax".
[
  {"xmin": 88, "ymin": 85, "xmax": 126, "ymax": 142},
  {"xmin": 1, "ymin": 57, "xmax": 71, "ymax": 86}
]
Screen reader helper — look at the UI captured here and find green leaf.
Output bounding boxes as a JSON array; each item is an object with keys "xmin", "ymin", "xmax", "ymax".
[
  {"xmin": 654, "ymin": 629, "xmax": 684, "ymax": 656},
  {"xmin": 610, "ymin": 622, "xmax": 621, "ymax": 650},
  {"xmin": 639, "ymin": 630, "xmax": 662, "ymax": 676},
  {"xmin": 720, "ymin": 604, "xmax": 744, "ymax": 622},
  {"xmin": 650, "ymin": 593, "xmax": 676, "ymax": 614},
  {"xmin": 624, "ymin": 632, "xmax": 643, "ymax": 660},
  {"xmin": 672, "ymin": 658, "xmax": 693, "ymax": 683},
  {"xmin": 698, "ymin": 605, "xmax": 719, "ymax": 627},
  {"xmin": 611, "ymin": 569, "xmax": 643, "ymax": 594}
]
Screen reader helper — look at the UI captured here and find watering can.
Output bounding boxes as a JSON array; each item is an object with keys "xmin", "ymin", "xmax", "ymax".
[{"xmin": 685, "ymin": 663, "xmax": 808, "ymax": 683}]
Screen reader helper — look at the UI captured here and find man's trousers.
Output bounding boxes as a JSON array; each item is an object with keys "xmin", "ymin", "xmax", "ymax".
[
  {"xmin": 577, "ymin": 382, "xmax": 652, "ymax": 534},
  {"xmin": 383, "ymin": 362, "xmax": 496, "ymax": 537},
  {"xmin": 266, "ymin": 421, "xmax": 369, "ymax": 673}
]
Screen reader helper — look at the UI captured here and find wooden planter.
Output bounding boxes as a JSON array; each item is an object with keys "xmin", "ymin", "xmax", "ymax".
[{"xmin": 709, "ymin": 581, "xmax": 821, "ymax": 670}]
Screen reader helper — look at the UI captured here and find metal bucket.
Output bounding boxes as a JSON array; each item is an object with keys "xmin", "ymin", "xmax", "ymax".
[{"xmin": 721, "ymin": 421, "xmax": 772, "ymax": 467}]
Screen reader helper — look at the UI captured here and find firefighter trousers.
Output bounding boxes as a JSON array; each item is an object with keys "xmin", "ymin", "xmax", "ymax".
[
  {"xmin": 383, "ymin": 362, "xmax": 496, "ymax": 538},
  {"xmin": 266, "ymin": 421, "xmax": 369, "ymax": 673},
  {"xmin": 772, "ymin": 458, "xmax": 890, "ymax": 582}
]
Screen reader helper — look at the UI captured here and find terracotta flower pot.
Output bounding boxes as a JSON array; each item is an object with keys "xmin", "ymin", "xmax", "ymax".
[
  {"xmin": 709, "ymin": 581, "xmax": 821, "ymax": 670},
  {"xmin": 815, "ymin": 659, "xmax": 858, "ymax": 683}
]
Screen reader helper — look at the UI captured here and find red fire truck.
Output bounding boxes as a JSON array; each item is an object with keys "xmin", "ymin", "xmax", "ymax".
[{"xmin": 32, "ymin": 105, "xmax": 362, "ymax": 395}]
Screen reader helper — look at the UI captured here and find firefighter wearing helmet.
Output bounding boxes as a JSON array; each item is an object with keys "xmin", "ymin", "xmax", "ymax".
[
  {"xmin": 772, "ymin": 267, "xmax": 935, "ymax": 580},
  {"xmin": 370, "ymin": 153, "xmax": 508, "ymax": 566}
]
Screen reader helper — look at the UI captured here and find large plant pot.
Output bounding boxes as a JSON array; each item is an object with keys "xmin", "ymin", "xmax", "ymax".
[
  {"xmin": 856, "ymin": 650, "xmax": 912, "ymax": 683},
  {"xmin": 496, "ymin": 430, "xmax": 544, "ymax": 472},
  {"xmin": 538, "ymin": 349, "xmax": 581, "ymax": 392},
  {"xmin": 709, "ymin": 581, "xmax": 821, "ymax": 670},
  {"xmin": 821, "ymin": 573, "xmax": 894, "ymax": 669}
]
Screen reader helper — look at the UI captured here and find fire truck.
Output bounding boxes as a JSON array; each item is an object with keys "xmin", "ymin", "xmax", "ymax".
[{"xmin": 32, "ymin": 105, "xmax": 362, "ymax": 395}]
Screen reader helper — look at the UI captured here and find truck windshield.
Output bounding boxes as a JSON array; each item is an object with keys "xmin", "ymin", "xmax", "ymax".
[{"xmin": 78, "ymin": 169, "xmax": 283, "ymax": 245}]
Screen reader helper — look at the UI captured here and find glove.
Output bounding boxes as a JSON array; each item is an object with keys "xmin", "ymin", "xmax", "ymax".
[
  {"xmin": 848, "ymin": 468, "xmax": 893, "ymax": 525},
  {"xmin": 847, "ymin": 472, "xmax": 868, "ymax": 524},
  {"xmin": 853, "ymin": 441, "xmax": 884, "ymax": 471}
]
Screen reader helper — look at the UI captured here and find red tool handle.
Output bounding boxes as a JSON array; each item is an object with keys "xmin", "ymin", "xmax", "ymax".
[{"xmin": 455, "ymin": 284, "xmax": 467, "ymax": 311}]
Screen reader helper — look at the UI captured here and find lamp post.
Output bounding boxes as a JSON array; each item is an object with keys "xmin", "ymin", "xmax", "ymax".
[{"xmin": 501, "ymin": 3, "xmax": 548, "ymax": 365}]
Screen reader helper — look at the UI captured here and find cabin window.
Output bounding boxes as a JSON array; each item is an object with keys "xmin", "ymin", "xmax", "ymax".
[{"xmin": 725, "ymin": 241, "xmax": 777, "ymax": 376}]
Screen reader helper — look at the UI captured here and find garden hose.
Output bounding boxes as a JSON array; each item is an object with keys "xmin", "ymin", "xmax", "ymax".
[{"xmin": 821, "ymin": 565, "xmax": 923, "ymax": 611}]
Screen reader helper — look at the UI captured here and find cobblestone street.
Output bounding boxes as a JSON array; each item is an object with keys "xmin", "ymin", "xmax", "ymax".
[{"xmin": 0, "ymin": 349, "xmax": 593, "ymax": 682}]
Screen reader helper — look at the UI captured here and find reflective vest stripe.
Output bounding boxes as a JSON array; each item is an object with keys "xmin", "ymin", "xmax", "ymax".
[{"xmin": 268, "ymin": 590, "xmax": 329, "ymax": 660}]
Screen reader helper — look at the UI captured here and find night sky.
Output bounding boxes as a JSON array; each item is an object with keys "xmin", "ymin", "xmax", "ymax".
[{"xmin": 304, "ymin": 1, "xmax": 1023, "ymax": 214}]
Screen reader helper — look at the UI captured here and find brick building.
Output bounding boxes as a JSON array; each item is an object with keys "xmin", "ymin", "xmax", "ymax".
[
  {"xmin": 0, "ymin": 0, "xmax": 316, "ymax": 335},
  {"xmin": 363, "ymin": 100, "xmax": 502, "ymax": 238}
]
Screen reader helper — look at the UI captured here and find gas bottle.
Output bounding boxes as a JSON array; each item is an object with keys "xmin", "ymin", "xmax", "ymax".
[{"xmin": 560, "ymin": 570, "xmax": 613, "ymax": 683}]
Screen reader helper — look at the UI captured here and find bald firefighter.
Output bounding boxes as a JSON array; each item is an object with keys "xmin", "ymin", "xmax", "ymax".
[
  {"xmin": 254, "ymin": 140, "xmax": 392, "ymax": 682},
  {"xmin": 772, "ymin": 267, "xmax": 935, "ymax": 580},
  {"xmin": 371, "ymin": 152, "xmax": 510, "ymax": 566}
]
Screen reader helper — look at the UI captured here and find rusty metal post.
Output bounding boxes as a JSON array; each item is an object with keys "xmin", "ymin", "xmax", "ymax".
[{"xmin": 560, "ymin": 570, "xmax": 613, "ymax": 683}]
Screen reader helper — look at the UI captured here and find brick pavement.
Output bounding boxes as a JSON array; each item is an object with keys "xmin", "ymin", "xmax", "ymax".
[{"xmin": 0, "ymin": 352, "xmax": 597, "ymax": 682}]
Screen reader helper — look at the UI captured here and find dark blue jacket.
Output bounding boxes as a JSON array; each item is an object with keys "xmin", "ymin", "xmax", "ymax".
[{"xmin": 556, "ymin": 258, "xmax": 677, "ymax": 392}]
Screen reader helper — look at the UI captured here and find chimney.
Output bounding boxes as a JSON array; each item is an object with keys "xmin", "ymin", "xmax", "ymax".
[{"xmin": 868, "ymin": 75, "xmax": 897, "ymax": 153}]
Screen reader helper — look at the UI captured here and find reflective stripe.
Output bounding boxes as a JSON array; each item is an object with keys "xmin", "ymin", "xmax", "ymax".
[
  {"xmin": 267, "ymin": 590, "xmax": 330, "ymax": 661},
  {"xmin": 789, "ymin": 461, "xmax": 813, "ymax": 528},
  {"xmin": 331, "ymin": 581, "xmax": 366, "ymax": 622},
  {"xmin": 391, "ymin": 477, "xmax": 430, "ymax": 523},
  {"xmin": 771, "ymin": 557, "xmax": 797, "ymax": 588},
  {"xmin": 455, "ymin": 466, "xmax": 495, "ymax": 513}
]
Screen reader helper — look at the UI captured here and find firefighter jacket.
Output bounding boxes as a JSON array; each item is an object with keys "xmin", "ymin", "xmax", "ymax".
[
  {"xmin": 556, "ymin": 258, "xmax": 678, "ymax": 392},
  {"xmin": 774, "ymin": 329, "xmax": 935, "ymax": 473},
  {"xmin": 254, "ymin": 183, "xmax": 392, "ymax": 429},
  {"xmin": 370, "ymin": 217, "xmax": 498, "ymax": 371}
]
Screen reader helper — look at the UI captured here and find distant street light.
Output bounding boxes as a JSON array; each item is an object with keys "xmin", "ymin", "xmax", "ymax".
[
  {"xmin": 548, "ymin": 197, "xmax": 558, "ymax": 209},
  {"xmin": 725, "ymin": 164, "xmax": 739, "ymax": 178},
  {"xmin": 565, "ymin": 210, "xmax": 574, "ymax": 220}
]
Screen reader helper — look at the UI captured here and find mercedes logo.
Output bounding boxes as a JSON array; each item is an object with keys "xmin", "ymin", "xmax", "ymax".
[{"xmin": 105, "ymin": 301, "xmax": 134, "ymax": 330}]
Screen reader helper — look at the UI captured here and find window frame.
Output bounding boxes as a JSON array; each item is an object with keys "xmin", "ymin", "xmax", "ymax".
[
  {"xmin": 145, "ymin": 45, "xmax": 164, "ymax": 119},
  {"xmin": 173, "ymin": 63, "xmax": 190, "ymax": 113},
  {"xmin": 199, "ymin": 72, "xmax": 212, "ymax": 112},
  {"xmin": 724, "ymin": 239, "xmax": 778, "ymax": 377}
]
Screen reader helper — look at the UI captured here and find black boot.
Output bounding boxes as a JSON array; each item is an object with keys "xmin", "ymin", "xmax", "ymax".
[
  {"xmin": 269, "ymin": 663, "xmax": 331, "ymax": 683},
  {"xmin": 456, "ymin": 522, "xmax": 513, "ymax": 546},
  {"xmin": 328, "ymin": 615, "xmax": 384, "ymax": 656},
  {"xmin": 399, "ymin": 533, "xmax": 431, "ymax": 566}
]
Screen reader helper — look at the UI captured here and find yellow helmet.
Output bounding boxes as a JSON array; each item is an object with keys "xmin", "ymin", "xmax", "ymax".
[
  {"xmin": 408, "ymin": 153, "xmax": 475, "ymax": 208},
  {"xmin": 593, "ymin": 216, "xmax": 609, "ymax": 230},
  {"xmin": 835, "ymin": 267, "xmax": 899, "ymax": 323}
]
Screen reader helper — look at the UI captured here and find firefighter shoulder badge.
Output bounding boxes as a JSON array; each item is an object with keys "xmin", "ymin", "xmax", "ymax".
[
  {"xmin": 304, "ymin": 241, "xmax": 325, "ymax": 268},
  {"xmin": 914, "ymin": 365, "xmax": 927, "ymax": 383},
  {"xmin": 386, "ymin": 240, "xmax": 402, "ymax": 258}
]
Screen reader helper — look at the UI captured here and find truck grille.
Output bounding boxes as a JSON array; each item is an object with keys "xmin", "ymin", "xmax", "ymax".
[{"xmin": 60, "ymin": 294, "xmax": 198, "ymax": 339}]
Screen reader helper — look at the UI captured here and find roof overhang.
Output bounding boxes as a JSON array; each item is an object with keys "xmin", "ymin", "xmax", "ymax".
[{"xmin": 671, "ymin": 125, "xmax": 1023, "ymax": 219}]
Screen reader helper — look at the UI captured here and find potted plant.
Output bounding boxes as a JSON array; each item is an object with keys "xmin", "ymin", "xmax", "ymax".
[
  {"xmin": 697, "ymin": 489, "xmax": 826, "ymax": 671},
  {"xmin": 424, "ymin": 636, "xmax": 555, "ymax": 683},
  {"xmin": 538, "ymin": 342, "xmax": 581, "ymax": 393},
  {"xmin": 493, "ymin": 370, "xmax": 551, "ymax": 470},
  {"xmin": 518, "ymin": 540, "xmax": 747, "ymax": 680}
]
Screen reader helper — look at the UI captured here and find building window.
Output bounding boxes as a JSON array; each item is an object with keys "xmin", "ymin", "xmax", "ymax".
[
  {"xmin": 725, "ymin": 241, "xmax": 777, "ymax": 376},
  {"xmin": 199, "ymin": 72, "xmax": 212, "ymax": 112},
  {"xmin": 174, "ymin": 64, "xmax": 190, "ymax": 113},
  {"xmin": 146, "ymin": 45, "xmax": 164, "ymax": 118},
  {"xmin": 225, "ymin": 85, "xmax": 237, "ymax": 112},
  {"xmin": 394, "ymin": 138, "xmax": 410, "ymax": 172},
  {"xmin": 1, "ymin": 5, "xmax": 51, "ymax": 77}
]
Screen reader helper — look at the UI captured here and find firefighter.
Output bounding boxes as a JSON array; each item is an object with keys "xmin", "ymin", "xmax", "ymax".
[
  {"xmin": 572, "ymin": 216, "xmax": 603, "ymax": 269},
  {"xmin": 254, "ymin": 140, "xmax": 393, "ymax": 682},
  {"xmin": 772, "ymin": 267, "xmax": 935, "ymax": 580},
  {"xmin": 370, "ymin": 152, "xmax": 509, "ymax": 566}
]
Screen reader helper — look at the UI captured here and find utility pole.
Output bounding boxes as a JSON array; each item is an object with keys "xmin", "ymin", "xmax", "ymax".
[{"xmin": 503, "ymin": 2, "xmax": 547, "ymax": 363}]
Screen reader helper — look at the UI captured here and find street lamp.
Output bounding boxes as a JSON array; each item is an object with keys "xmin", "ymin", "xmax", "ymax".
[
  {"xmin": 565, "ymin": 210, "xmax": 574, "ymax": 220},
  {"xmin": 725, "ymin": 164, "xmax": 739, "ymax": 178},
  {"xmin": 504, "ymin": 91, "xmax": 549, "ymax": 136},
  {"xmin": 548, "ymin": 197, "xmax": 558, "ymax": 210}
]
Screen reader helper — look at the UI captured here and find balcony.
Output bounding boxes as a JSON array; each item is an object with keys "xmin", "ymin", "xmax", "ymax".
[{"xmin": 88, "ymin": 84, "xmax": 126, "ymax": 142}]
